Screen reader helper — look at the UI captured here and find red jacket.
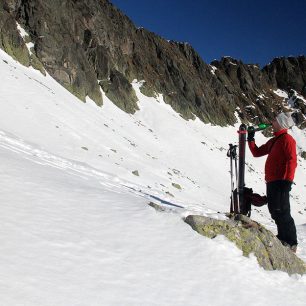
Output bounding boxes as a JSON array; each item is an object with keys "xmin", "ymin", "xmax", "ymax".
[{"xmin": 248, "ymin": 129, "xmax": 297, "ymax": 183}]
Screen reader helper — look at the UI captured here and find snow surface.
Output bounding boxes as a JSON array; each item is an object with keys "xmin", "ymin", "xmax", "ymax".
[
  {"xmin": 274, "ymin": 89, "xmax": 289, "ymax": 99},
  {"xmin": 257, "ymin": 94, "xmax": 267, "ymax": 99},
  {"xmin": 16, "ymin": 23, "xmax": 34, "ymax": 55},
  {"xmin": 1, "ymin": 49, "xmax": 306, "ymax": 305},
  {"xmin": 209, "ymin": 65, "xmax": 218, "ymax": 75},
  {"xmin": 288, "ymin": 90, "xmax": 306, "ymax": 105}
]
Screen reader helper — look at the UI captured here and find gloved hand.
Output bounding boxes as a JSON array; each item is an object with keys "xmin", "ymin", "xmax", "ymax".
[
  {"xmin": 280, "ymin": 180, "xmax": 292, "ymax": 192},
  {"xmin": 247, "ymin": 127, "xmax": 255, "ymax": 142}
]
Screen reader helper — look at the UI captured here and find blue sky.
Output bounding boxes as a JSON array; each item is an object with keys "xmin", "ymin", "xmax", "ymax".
[{"xmin": 110, "ymin": 0, "xmax": 306, "ymax": 67}]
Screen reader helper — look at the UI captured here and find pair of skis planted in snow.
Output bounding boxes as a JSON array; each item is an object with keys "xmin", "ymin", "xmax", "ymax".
[
  {"xmin": 228, "ymin": 123, "xmax": 270, "ymax": 215},
  {"xmin": 228, "ymin": 124, "xmax": 247, "ymax": 215}
]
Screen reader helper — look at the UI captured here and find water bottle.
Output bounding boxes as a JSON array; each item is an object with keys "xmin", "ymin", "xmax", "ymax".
[{"xmin": 248, "ymin": 123, "xmax": 271, "ymax": 132}]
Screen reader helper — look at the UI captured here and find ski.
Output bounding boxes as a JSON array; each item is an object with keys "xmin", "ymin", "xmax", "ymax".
[
  {"xmin": 228, "ymin": 123, "xmax": 269, "ymax": 216},
  {"xmin": 237, "ymin": 123, "xmax": 247, "ymax": 214}
]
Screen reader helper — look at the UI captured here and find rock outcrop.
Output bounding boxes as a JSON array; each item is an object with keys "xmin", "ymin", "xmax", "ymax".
[
  {"xmin": 263, "ymin": 56, "xmax": 306, "ymax": 95},
  {"xmin": 184, "ymin": 214, "xmax": 306, "ymax": 275},
  {"xmin": 0, "ymin": 2, "xmax": 30, "ymax": 66},
  {"xmin": 0, "ymin": 0, "xmax": 305, "ymax": 126}
]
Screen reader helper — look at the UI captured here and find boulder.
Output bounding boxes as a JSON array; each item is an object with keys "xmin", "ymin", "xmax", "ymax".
[{"xmin": 184, "ymin": 214, "xmax": 306, "ymax": 275}]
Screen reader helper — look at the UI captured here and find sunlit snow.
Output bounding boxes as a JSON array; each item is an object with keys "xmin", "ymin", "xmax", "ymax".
[{"xmin": 1, "ymin": 49, "xmax": 306, "ymax": 306}]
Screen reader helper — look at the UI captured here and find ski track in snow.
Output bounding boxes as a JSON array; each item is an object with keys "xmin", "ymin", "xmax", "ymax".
[
  {"xmin": 0, "ymin": 129, "xmax": 150, "ymax": 202},
  {"xmin": 0, "ymin": 129, "xmax": 221, "ymax": 218},
  {"xmin": 0, "ymin": 130, "xmax": 116, "ymax": 184}
]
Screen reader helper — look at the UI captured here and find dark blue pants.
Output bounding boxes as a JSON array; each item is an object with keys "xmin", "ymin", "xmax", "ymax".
[{"xmin": 266, "ymin": 180, "xmax": 297, "ymax": 246}]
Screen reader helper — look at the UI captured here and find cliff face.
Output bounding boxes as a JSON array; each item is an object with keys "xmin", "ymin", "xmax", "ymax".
[
  {"xmin": 1, "ymin": 0, "xmax": 305, "ymax": 126},
  {"xmin": 263, "ymin": 56, "xmax": 306, "ymax": 95}
]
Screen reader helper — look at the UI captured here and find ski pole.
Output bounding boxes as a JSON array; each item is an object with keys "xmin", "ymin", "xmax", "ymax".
[{"xmin": 227, "ymin": 144, "xmax": 237, "ymax": 213}]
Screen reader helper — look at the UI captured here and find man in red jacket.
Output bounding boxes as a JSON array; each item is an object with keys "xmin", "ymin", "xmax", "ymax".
[{"xmin": 248, "ymin": 112, "xmax": 298, "ymax": 252}]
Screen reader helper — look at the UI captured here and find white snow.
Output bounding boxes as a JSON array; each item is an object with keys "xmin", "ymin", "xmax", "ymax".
[
  {"xmin": 1, "ymin": 48, "xmax": 306, "ymax": 305},
  {"xmin": 223, "ymin": 56, "xmax": 237, "ymax": 65},
  {"xmin": 258, "ymin": 94, "xmax": 266, "ymax": 99},
  {"xmin": 209, "ymin": 65, "xmax": 218, "ymax": 75},
  {"xmin": 274, "ymin": 90, "xmax": 306, "ymax": 125},
  {"xmin": 16, "ymin": 22, "xmax": 34, "ymax": 55},
  {"xmin": 295, "ymin": 93, "xmax": 306, "ymax": 104},
  {"xmin": 274, "ymin": 89, "xmax": 289, "ymax": 99},
  {"xmin": 16, "ymin": 22, "xmax": 28, "ymax": 38}
]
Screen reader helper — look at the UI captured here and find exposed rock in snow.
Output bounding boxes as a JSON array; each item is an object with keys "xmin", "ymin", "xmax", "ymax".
[{"xmin": 185, "ymin": 214, "xmax": 306, "ymax": 275}]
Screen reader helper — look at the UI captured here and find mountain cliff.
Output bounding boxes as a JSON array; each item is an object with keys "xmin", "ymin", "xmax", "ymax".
[{"xmin": 1, "ymin": 0, "xmax": 305, "ymax": 126}]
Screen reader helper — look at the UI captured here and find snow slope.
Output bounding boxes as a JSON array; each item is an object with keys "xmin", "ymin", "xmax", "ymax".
[{"xmin": 1, "ymin": 49, "xmax": 306, "ymax": 305}]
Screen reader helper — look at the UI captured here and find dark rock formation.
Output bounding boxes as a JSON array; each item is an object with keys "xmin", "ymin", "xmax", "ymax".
[
  {"xmin": 263, "ymin": 56, "xmax": 306, "ymax": 95},
  {"xmin": 0, "ymin": 1, "xmax": 30, "ymax": 66},
  {"xmin": 185, "ymin": 214, "xmax": 306, "ymax": 275},
  {"xmin": 0, "ymin": 0, "xmax": 305, "ymax": 126},
  {"xmin": 211, "ymin": 57, "xmax": 283, "ymax": 122},
  {"xmin": 100, "ymin": 69, "xmax": 138, "ymax": 113}
]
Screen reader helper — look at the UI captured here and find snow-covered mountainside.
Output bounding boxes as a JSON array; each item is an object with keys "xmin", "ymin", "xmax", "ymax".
[
  {"xmin": 1, "ymin": 49, "xmax": 306, "ymax": 305},
  {"xmin": 2, "ymin": 1, "xmax": 306, "ymax": 127}
]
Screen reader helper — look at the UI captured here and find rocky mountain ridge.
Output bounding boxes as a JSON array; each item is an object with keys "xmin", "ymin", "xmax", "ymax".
[{"xmin": 1, "ymin": 0, "xmax": 305, "ymax": 126}]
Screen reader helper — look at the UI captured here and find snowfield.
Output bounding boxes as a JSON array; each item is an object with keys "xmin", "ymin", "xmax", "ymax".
[{"xmin": 0, "ymin": 49, "xmax": 306, "ymax": 305}]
